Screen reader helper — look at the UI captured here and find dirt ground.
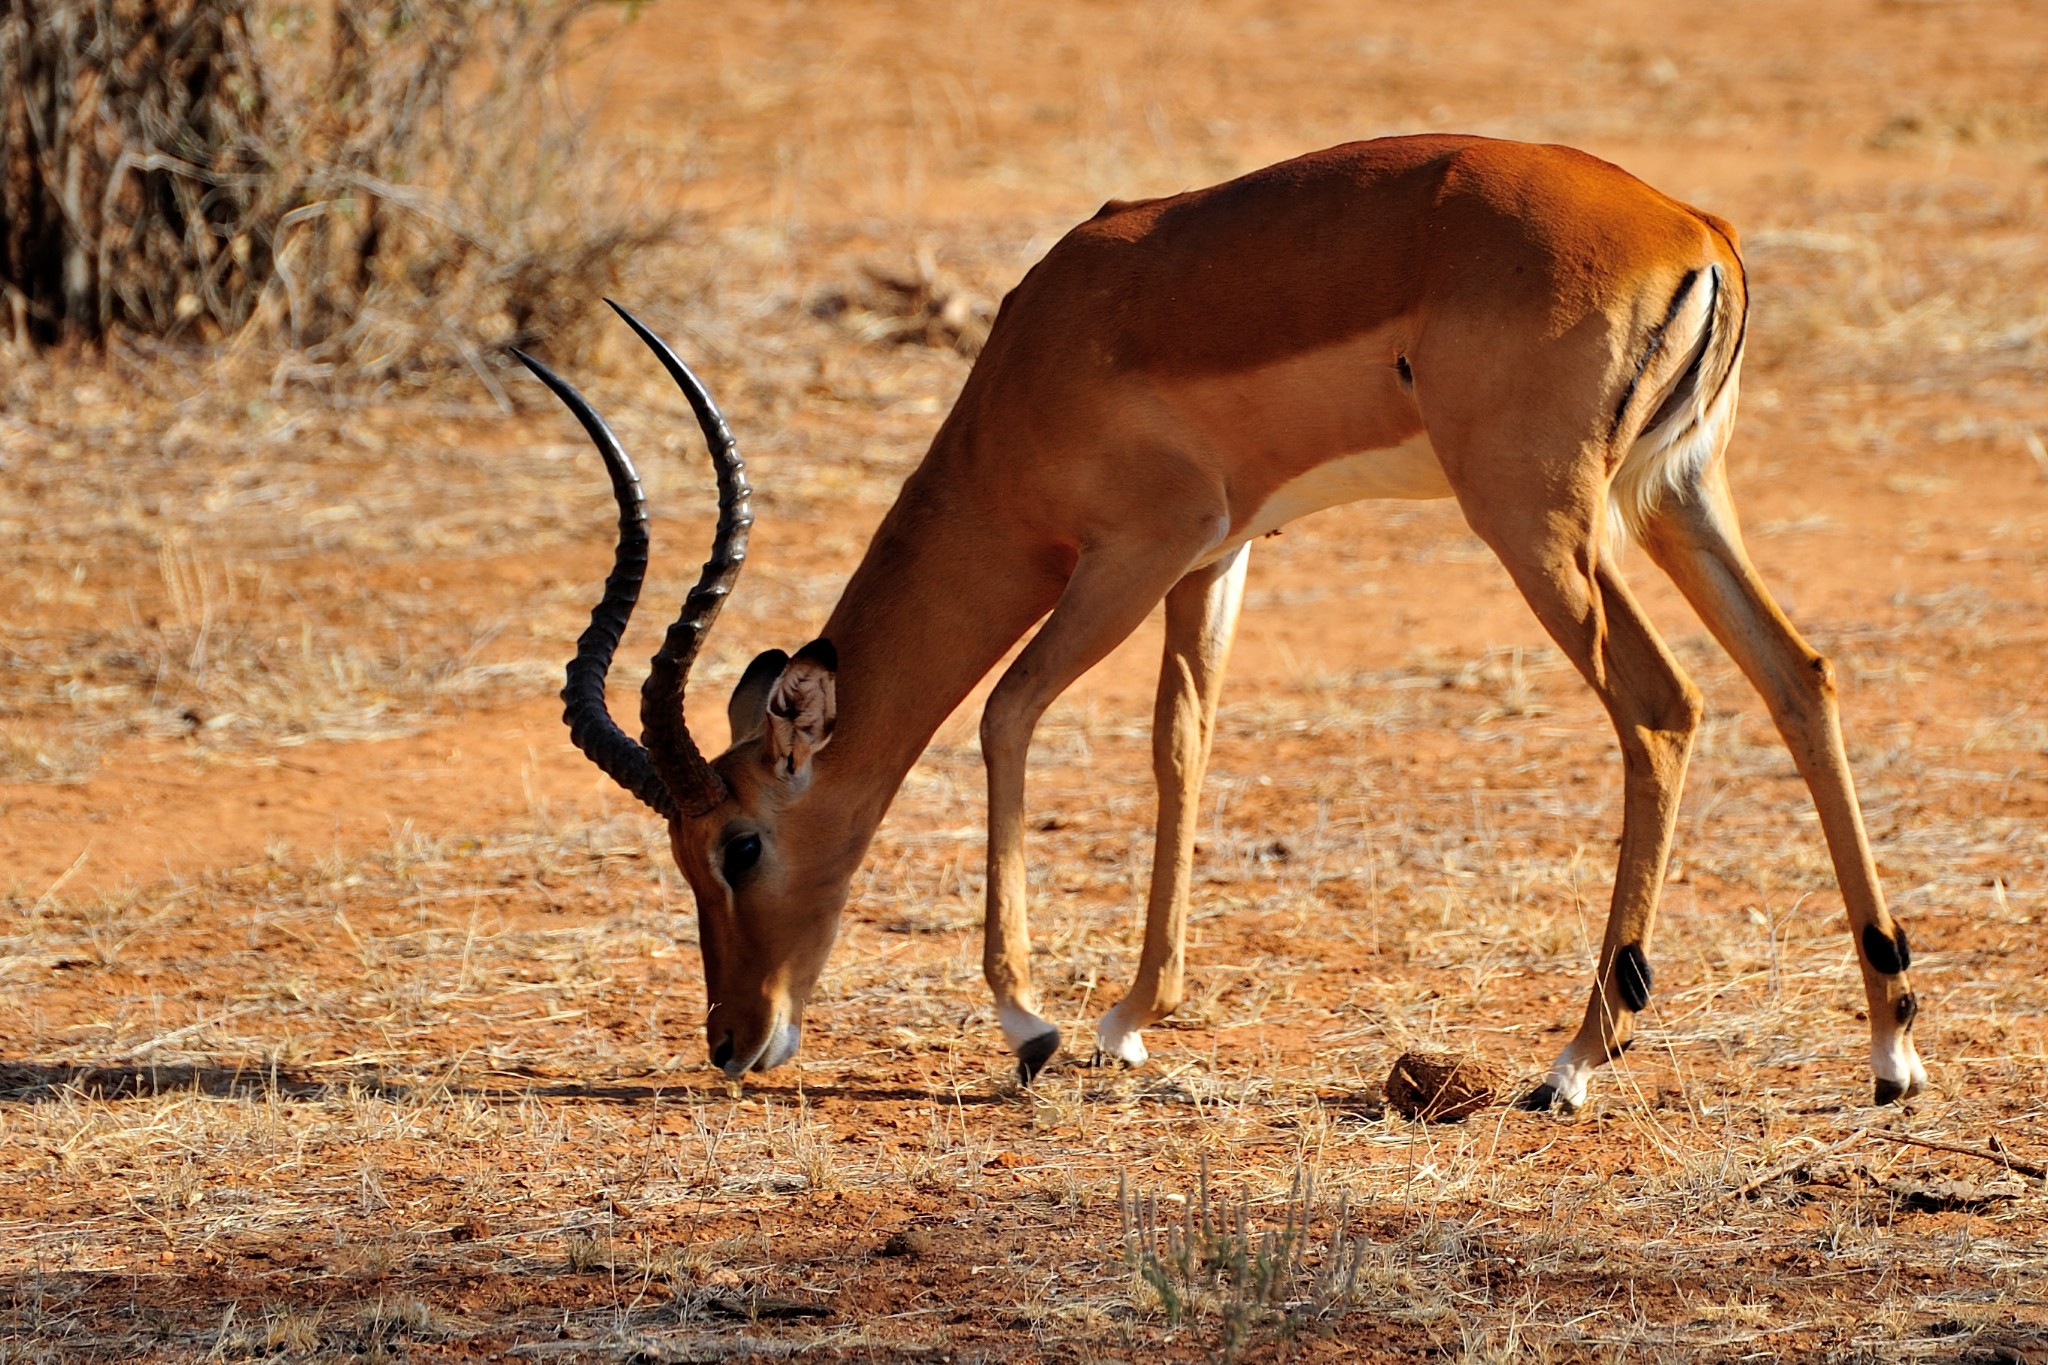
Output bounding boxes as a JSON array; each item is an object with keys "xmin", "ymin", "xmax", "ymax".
[{"xmin": 4, "ymin": 1, "xmax": 2048, "ymax": 1360}]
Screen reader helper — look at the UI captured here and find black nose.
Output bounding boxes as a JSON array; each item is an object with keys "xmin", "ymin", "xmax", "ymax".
[{"xmin": 712, "ymin": 1033, "xmax": 735, "ymax": 1070}]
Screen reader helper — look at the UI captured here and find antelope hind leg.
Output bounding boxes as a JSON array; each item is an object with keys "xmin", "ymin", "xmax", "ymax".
[
  {"xmin": 1515, "ymin": 560, "xmax": 1702, "ymax": 1112},
  {"xmin": 1641, "ymin": 467, "xmax": 1925, "ymax": 1104}
]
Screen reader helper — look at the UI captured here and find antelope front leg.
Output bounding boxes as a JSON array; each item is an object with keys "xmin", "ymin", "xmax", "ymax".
[
  {"xmin": 981, "ymin": 528, "xmax": 1223, "ymax": 1081},
  {"xmin": 1097, "ymin": 547, "xmax": 1249, "ymax": 1066}
]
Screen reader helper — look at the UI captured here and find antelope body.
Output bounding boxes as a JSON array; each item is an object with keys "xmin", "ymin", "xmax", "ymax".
[{"xmin": 517, "ymin": 135, "xmax": 1926, "ymax": 1110}]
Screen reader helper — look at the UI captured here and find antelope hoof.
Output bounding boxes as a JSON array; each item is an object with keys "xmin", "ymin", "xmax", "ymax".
[
  {"xmin": 1094, "ymin": 1006, "xmax": 1150, "ymax": 1067},
  {"xmin": 1870, "ymin": 1035, "xmax": 1928, "ymax": 1107},
  {"xmin": 1016, "ymin": 1029, "xmax": 1061, "ymax": 1083},
  {"xmin": 1000, "ymin": 1003, "xmax": 1060, "ymax": 1082},
  {"xmin": 1518, "ymin": 1060, "xmax": 1592, "ymax": 1114}
]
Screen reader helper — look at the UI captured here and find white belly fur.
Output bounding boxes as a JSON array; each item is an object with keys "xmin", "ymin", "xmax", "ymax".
[{"xmin": 1202, "ymin": 431, "xmax": 1451, "ymax": 564}]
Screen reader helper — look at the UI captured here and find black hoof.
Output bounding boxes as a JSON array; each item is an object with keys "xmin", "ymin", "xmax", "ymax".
[
  {"xmin": 1515, "ymin": 1083, "xmax": 1561, "ymax": 1112},
  {"xmin": 1016, "ymin": 1029, "xmax": 1061, "ymax": 1084},
  {"xmin": 1874, "ymin": 1078, "xmax": 1908, "ymax": 1106}
]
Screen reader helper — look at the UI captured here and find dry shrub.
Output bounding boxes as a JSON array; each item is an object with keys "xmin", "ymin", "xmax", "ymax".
[
  {"xmin": 0, "ymin": 0, "xmax": 663, "ymax": 383},
  {"xmin": 811, "ymin": 246, "xmax": 995, "ymax": 357},
  {"xmin": 1869, "ymin": 104, "xmax": 2048, "ymax": 152}
]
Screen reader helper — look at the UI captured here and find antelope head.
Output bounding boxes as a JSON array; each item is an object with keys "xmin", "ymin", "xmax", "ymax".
[{"xmin": 516, "ymin": 305, "xmax": 843, "ymax": 1079}]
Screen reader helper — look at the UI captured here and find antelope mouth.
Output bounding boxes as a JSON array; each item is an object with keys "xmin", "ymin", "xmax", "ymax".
[{"xmin": 714, "ymin": 1019, "xmax": 802, "ymax": 1078}]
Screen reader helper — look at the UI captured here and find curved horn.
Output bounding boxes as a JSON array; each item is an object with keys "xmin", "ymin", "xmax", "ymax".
[
  {"xmin": 607, "ymin": 301, "xmax": 754, "ymax": 818},
  {"xmin": 512, "ymin": 347, "xmax": 678, "ymax": 820}
]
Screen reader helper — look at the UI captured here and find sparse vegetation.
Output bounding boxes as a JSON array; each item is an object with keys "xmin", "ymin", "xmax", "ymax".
[{"xmin": 1121, "ymin": 1159, "xmax": 1379, "ymax": 1360}]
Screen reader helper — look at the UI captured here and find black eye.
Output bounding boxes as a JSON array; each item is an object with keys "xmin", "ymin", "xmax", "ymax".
[{"xmin": 721, "ymin": 833, "xmax": 763, "ymax": 882}]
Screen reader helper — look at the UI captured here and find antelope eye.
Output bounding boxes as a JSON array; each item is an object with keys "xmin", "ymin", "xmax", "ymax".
[{"xmin": 721, "ymin": 832, "xmax": 764, "ymax": 882}]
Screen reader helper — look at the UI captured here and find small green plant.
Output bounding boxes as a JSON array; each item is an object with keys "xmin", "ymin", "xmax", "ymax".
[{"xmin": 1119, "ymin": 1157, "xmax": 1372, "ymax": 1363}]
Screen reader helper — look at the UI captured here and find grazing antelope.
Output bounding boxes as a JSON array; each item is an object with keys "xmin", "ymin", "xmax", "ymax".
[{"xmin": 516, "ymin": 134, "xmax": 1926, "ymax": 1111}]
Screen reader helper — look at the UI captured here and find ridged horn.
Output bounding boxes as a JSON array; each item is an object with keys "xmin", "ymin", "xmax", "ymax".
[
  {"xmin": 512, "ymin": 346, "xmax": 678, "ymax": 820},
  {"xmin": 606, "ymin": 301, "xmax": 754, "ymax": 819}
]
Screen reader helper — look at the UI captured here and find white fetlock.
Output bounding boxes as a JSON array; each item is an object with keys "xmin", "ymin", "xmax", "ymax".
[
  {"xmin": 1095, "ymin": 1003, "xmax": 1149, "ymax": 1066},
  {"xmin": 1539, "ymin": 1050, "xmax": 1597, "ymax": 1112},
  {"xmin": 999, "ymin": 1002, "xmax": 1056, "ymax": 1054},
  {"xmin": 1871, "ymin": 1032, "xmax": 1928, "ymax": 1101}
]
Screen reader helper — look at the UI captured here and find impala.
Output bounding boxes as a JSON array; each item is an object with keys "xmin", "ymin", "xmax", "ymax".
[{"xmin": 516, "ymin": 134, "xmax": 1926, "ymax": 1111}]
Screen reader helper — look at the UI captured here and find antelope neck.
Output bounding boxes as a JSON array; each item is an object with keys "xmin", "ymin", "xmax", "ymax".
[{"xmin": 805, "ymin": 457, "xmax": 1063, "ymax": 843}]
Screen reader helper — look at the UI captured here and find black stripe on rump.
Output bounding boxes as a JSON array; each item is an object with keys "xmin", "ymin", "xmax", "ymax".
[{"xmin": 1609, "ymin": 267, "xmax": 1704, "ymax": 442}]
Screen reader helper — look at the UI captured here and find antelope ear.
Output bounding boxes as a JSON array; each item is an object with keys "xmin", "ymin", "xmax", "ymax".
[
  {"xmin": 763, "ymin": 638, "xmax": 836, "ymax": 785},
  {"xmin": 728, "ymin": 649, "xmax": 790, "ymax": 747}
]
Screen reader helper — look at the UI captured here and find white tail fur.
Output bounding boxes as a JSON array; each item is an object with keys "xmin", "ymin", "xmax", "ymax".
[{"xmin": 1607, "ymin": 264, "xmax": 1738, "ymax": 547}]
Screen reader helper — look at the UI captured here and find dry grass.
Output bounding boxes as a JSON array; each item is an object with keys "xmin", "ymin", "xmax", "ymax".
[{"xmin": 3, "ymin": 647, "xmax": 2046, "ymax": 1357}]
